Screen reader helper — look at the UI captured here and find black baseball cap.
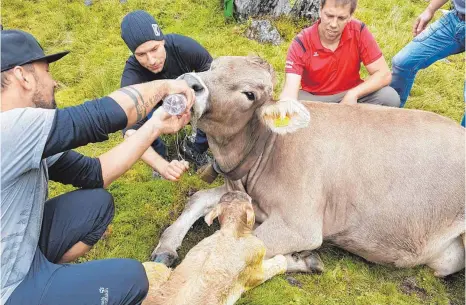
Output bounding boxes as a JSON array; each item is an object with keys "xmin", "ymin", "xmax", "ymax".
[{"xmin": 1, "ymin": 29, "xmax": 69, "ymax": 72}]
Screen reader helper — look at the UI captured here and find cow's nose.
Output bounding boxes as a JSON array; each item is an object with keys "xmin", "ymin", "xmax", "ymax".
[{"xmin": 179, "ymin": 73, "xmax": 205, "ymax": 94}]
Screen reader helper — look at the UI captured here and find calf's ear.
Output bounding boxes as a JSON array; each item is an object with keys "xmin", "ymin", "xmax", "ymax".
[
  {"xmin": 205, "ymin": 205, "xmax": 222, "ymax": 226},
  {"xmin": 259, "ymin": 99, "xmax": 310, "ymax": 134},
  {"xmin": 244, "ymin": 204, "xmax": 255, "ymax": 228}
]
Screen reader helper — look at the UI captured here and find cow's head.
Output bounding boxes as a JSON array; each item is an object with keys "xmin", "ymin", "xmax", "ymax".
[{"xmin": 180, "ymin": 56, "xmax": 310, "ymax": 139}]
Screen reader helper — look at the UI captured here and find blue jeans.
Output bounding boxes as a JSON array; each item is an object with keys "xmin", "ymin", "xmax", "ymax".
[
  {"xmin": 462, "ymin": 81, "xmax": 465, "ymax": 127},
  {"xmin": 391, "ymin": 10, "xmax": 465, "ymax": 124}
]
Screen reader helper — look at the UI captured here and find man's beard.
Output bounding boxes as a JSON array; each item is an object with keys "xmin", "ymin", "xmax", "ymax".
[{"xmin": 32, "ymin": 89, "xmax": 57, "ymax": 109}]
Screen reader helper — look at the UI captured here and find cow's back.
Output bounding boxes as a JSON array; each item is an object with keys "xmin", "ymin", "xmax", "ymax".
[{"xmin": 254, "ymin": 102, "xmax": 464, "ymax": 265}]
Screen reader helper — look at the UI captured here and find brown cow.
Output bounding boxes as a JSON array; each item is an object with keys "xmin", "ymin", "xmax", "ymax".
[{"xmin": 152, "ymin": 56, "xmax": 465, "ymax": 277}]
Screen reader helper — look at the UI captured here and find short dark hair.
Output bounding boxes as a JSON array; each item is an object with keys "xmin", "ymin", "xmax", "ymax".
[
  {"xmin": 1, "ymin": 71, "xmax": 12, "ymax": 91},
  {"xmin": 320, "ymin": 0, "xmax": 358, "ymax": 14},
  {"xmin": 1, "ymin": 64, "xmax": 35, "ymax": 92}
]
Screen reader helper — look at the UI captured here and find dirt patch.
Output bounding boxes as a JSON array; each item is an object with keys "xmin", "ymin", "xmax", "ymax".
[
  {"xmin": 286, "ymin": 276, "xmax": 303, "ymax": 289},
  {"xmin": 400, "ymin": 277, "xmax": 428, "ymax": 300},
  {"xmin": 100, "ymin": 224, "xmax": 113, "ymax": 240},
  {"xmin": 186, "ymin": 187, "xmax": 199, "ymax": 197}
]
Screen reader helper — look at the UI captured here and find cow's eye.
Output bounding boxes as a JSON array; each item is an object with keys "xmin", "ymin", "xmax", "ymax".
[{"xmin": 243, "ymin": 91, "xmax": 255, "ymax": 101}]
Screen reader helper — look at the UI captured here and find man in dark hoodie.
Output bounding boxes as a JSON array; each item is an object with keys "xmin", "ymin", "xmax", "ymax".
[{"xmin": 120, "ymin": 10, "xmax": 213, "ymax": 180}]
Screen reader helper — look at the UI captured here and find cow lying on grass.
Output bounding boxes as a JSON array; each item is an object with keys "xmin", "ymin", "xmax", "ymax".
[
  {"xmin": 142, "ymin": 191, "xmax": 286, "ymax": 305},
  {"xmin": 152, "ymin": 56, "xmax": 465, "ymax": 277}
]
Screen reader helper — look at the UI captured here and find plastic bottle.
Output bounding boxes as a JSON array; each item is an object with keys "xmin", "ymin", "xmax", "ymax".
[{"xmin": 162, "ymin": 94, "xmax": 187, "ymax": 115}]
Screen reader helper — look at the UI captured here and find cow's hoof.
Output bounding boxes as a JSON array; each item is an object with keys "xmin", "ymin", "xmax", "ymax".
[
  {"xmin": 151, "ymin": 252, "xmax": 179, "ymax": 267},
  {"xmin": 292, "ymin": 250, "xmax": 325, "ymax": 273},
  {"xmin": 303, "ymin": 252, "xmax": 324, "ymax": 273}
]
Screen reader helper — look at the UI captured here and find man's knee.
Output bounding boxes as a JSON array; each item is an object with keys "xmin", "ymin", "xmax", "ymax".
[
  {"xmin": 90, "ymin": 189, "xmax": 115, "ymax": 216},
  {"xmin": 119, "ymin": 259, "xmax": 149, "ymax": 303},
  {"xmin": 370, "ymin": 86, "xmax": 401, "ymax": 107},
  {"xmin": 392, "ymin": 47, "xmax": 415, "ymax": 73},
  {"xmin": 381, "ymin": 86, "xmax": 401, "ymax": 107},
  {"xmin": 391, "ymin": 52, "xmax": 405, "ymax": 71},
  {"xmin": 80, "ymin": 189, "xmax": 114, "ymax": 246}
]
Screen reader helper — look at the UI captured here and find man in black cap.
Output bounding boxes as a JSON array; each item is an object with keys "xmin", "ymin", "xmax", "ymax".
[
  {"xmin": 120, "ymin": 10, "xmax": 213, "ymax": 180},
  {"xmin": 1, "ymin": 29, "xmax": 194, "ymax": 304}
]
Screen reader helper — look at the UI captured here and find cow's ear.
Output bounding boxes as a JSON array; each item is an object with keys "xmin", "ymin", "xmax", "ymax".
[
  {"xmin": 204, "ymin": 205, "xmax": 222, "ymax": 226},
  {"xmin": 259, "ymin": 99, "xmax": 310, "ymax": 134}
]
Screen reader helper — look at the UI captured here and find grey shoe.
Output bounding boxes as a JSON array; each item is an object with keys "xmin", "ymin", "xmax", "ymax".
[{"xmin": 84, "ymin": 0, "xmax": 92, "ymax": 6}]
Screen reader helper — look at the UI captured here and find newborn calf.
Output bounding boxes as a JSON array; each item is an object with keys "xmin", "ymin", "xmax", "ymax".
[{"xmin": 143, "ymin": 191, "xmax": 287, "ymax": 305}]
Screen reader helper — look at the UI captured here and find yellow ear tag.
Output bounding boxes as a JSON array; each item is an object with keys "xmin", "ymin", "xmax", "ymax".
[{"xmin": 274, "ymin": 116, "xmax": 290, "ymax": 127}]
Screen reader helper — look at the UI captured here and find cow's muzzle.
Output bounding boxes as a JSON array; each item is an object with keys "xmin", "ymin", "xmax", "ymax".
[{"xmin": 178, "ymin": 73, "xmax": 209, "ymax": 119}]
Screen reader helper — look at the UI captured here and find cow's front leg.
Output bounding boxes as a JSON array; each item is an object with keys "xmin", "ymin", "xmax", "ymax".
[
  {"xmin": 257, "ymin": 255, "xmax": 288, "ymax": 283},
  {"xmin": 254, "ymin": 213, "xmax": 324, "ymax": 273},
  {"xmin": 151, "ymin": 185, "xmax": 227, "ymax": 266},
  {"xmin": 245, "ymin": 255, "xmax": 288, "ymax": 291},
  {"xmin": 284, "ymin": 250, "xmax": 324, "ymax": 273}
]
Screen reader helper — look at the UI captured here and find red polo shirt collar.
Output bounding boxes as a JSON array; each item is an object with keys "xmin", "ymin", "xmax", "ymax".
[{"xmin": 310, "ymin": 19, "xmax": 353, "ymax": 52}]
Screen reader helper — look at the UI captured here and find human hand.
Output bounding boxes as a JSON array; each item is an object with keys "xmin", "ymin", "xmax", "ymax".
[
  {"xmin": 340, "ymin": 91, "xmax": 358, "ymax": 105},
  {"xmin": 413, "ymin": 8, "xmax": 434, "ymax": 37},
  {"xmin": 149, "ymin": 106, "xmax": 191, "ymax": 134},
  {"xmin": 157, "ymin": 160, "xmax": 190, "ymax": 181},
  {"xmin": 163, "ymin": 80, "xmax": 195, "ymax": 111}
]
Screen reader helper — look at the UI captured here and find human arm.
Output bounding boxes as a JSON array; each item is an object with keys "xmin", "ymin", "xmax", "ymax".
[
  {"xmin": 42, "ymin": 79, "xmax": 194, "ymax": 158},
  {"xmin": 279, "ymin": 74, "xmax": 302, "ymax": 101},
  {"xmin": 340, "ymin": 56, "xmax": 391, "ymax": 105},
  {"xmin": 413, "ymin": 0, "xmax": 450, "ymax": 36},
  {"xmin": 123, "ymin": 129, "xmax": 189, "ymax": 181},
  {"xmin": 99, "ymin": 107, "xmax": 190, "ymax": 187},
  {"xmin": 48, "ymin": 151, "xmax": 104, "ymax": 188},
  {"xmin": 279, "ymin": 32, "xmax": 308, "ymax": 101},
  {"xmin": 48, "ymin": 107, "xmax": 190, "ymax": 188},
  {"xmin": 341, "ymin": 25, "xmax": 389, "ymax": 105},
  {"xmin": 120, "ymin": 56, "xmax": 190, "ymax": 180}
]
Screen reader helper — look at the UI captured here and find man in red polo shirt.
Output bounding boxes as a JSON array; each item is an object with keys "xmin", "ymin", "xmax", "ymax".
[{"xmin": 280, "ymin": 0, "xmax": 400, "ymax": 107}]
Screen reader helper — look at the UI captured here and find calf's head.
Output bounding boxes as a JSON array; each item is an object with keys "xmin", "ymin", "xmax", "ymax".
[
  {"xmin": 205, "ymin": 191, "xmax": 255, "ymax": 233},
  {"xmin": 180, "ymin": 56, "xmax": 310, "ymax": 139}
]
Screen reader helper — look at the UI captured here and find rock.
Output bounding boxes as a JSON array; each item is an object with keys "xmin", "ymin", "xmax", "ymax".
[
  {"xmin": 291, "ymin": 0, "xmax": 319, "ymax": 20},
  {"xmin": 235, "ymin": 0, "xmax": 291, "ymax": 21},
  {"xmin": 245, "ymin": 19, "xmax": 283, "ymax": 46},
  {"xmin": 234, "ymin": 0, "xmax": 319, "ymax": 22}
]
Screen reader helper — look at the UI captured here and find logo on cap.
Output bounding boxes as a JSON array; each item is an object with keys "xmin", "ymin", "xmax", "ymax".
[{"xmin": 152, "ymin": 24, "xmax": 160, "ymax": 36}]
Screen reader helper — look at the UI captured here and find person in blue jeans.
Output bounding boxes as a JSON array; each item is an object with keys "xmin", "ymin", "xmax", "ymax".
[{"xmin": 391, "ymin": 0, "xmax": 465, "ymax": 126}]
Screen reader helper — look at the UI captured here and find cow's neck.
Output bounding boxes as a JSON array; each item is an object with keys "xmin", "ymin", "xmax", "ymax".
[{"xmin": 209, "ymin": 119, "xmax": 271, "ymax": 181}]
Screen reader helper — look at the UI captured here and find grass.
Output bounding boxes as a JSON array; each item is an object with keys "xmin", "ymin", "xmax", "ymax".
[{"xmin": 2, "ymin": 0, "xmax": 464, "ymax": 304}]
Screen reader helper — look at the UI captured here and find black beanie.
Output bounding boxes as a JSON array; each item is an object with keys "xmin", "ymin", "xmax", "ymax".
[{"xmin": 121, "ymin": 10, "xmax": 164, "ymax": 53}]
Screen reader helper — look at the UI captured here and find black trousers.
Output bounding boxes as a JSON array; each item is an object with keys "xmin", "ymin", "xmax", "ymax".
[{"xmin": 6, "ymin": 189, "xmax": 148, "ymax": 305}]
